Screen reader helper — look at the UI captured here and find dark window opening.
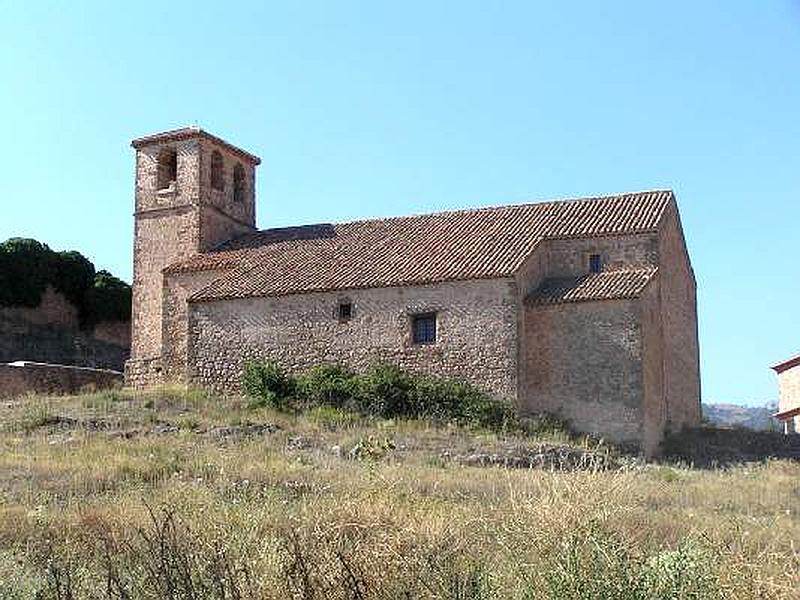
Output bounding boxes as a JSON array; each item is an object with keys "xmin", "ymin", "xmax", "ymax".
[
  {"xmin": 233, "ymin": 163, "xmax": 246, "ymax": 203},
  {"xmin": 338, "ymin": 301, "xmax": 353, "ymax": 321},
  {"xmin": 412, "ymin": 313, "xmax": 437, "ymax": 344},
  {"xmin": 157, "ymin": 148, "xmax": 178, "ymax": 190},
  {"xmin": 211, "ymin": 150, "xmax": 224, "ymax": 191},
  {"xmin": 589, "ymin": 254, "xmax": 602, "ymax": 273}
]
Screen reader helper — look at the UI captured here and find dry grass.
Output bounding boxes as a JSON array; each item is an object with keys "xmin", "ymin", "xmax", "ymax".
[{"xmin": 0, "ymin": 387, "xmax": 798, "ymax": 598}]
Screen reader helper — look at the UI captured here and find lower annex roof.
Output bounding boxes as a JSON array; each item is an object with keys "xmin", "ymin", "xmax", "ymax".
[{"xmin": 526, "ymin": 268, "xmax": 659, "ymax": 305}]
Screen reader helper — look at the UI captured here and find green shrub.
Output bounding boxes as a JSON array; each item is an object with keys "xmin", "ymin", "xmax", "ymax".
[
  {"xmin": 354, "ymin": 362, "xmax": 416, "ymax": 417},
  {"xmin": 241, "ymin": 360, "xmax": 518, "ymax": 433},
  {"xmin": 642, "ymin": 542, "xmax": 720, "ymax": 600},
  {"xmin": 295, "ymin": 364, "xmax": 356, "ymax": 409},
  {"xmin": 542, "ymin": 527, "xmax": 721, "ymax": 600},
  {"xmin": 411, "ymin": 375, "xmax": 516, "ymax": 430},
  {"xmin": 242, "ymin": 360, "xmax": 294, "ymax": 409}
]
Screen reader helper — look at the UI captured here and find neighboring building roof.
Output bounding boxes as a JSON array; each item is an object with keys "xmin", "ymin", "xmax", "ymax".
[
  {"xmin": 526, "ymin": 267, "xmax": 658, "ymax": 305},
  {"xmin": 179, "ymin": 189, "xmax": 673, "ymax": 302},
  {"xmin": 773, "ymin": 406, "xmax": 800, "ymax": 421},
  {"xmin": 131, "ymin": 126, "xmax": 262, "ymax": 165},
  {"xmin": 772, "ymin": 355, "xmax": 800, "ymax": 374}
]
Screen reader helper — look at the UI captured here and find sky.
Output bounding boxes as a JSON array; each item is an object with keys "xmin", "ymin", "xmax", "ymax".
[{"xmin": 1, "ymin": 1, "xmax": 798, "ymax": 405}]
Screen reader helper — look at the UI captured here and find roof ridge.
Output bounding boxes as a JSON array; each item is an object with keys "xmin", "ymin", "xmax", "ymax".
[{"xmin": 249, "ymin": 189, "xmax": 674, "ymax": 233}]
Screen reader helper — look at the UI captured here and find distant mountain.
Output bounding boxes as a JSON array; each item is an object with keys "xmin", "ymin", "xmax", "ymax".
[{"xmin": 702, "ymin": 403, "xmax": 780, "ymax": 432}]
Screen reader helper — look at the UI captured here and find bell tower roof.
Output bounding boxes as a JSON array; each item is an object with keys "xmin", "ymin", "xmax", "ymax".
[{"xmin": 131, "ymin": 126, "xmax": 261, "ymax": 166}]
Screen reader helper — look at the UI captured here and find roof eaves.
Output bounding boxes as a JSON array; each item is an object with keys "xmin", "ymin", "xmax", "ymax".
[
  {"xmin": 525, "ymin": 268, "xmax": 659, "ymax": 307},
  {"xmin": 772, "ymin": 355, "xmax": 800, "ymax": 374},
  {"xmin": 188, "ymin": 272, "xmax": 518, "ymax": 304},
  {"xmin": 131, "ymin": 126, "xmax": 261, "ymax": 165},
  {"xmin": 773, "ymin": 406, "xmax": 800, "ymax": 421}
]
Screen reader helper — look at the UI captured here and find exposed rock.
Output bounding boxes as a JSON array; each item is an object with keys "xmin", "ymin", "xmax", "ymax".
[
  {"xmin": 151, "ymin": 421, "xmax": 180, "ymax": 435},
  {"xmin": 286, "ymin": 435, "xmax": 311, "ymax": 450},
  {"xmin": 451, "ymin": 443, "xmax": 616, "ymax": 471},
  {"xmin": 205, "ymin": 423, "xmax": 279, "ymax": 440}
]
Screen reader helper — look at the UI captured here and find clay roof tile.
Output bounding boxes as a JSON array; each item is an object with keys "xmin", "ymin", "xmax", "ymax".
[{"xmin": 171, "ymin": 189, "xmax": 673, "ymax": 302}]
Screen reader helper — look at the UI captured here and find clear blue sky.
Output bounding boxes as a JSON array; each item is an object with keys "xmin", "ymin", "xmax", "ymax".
[{"xmin": 1, "ymin": 2, "xmax": 798, "ymax": 405}]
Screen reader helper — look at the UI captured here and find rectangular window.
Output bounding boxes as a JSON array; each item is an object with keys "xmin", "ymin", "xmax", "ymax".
[
  {"xmin": 338, "ymin": 302, "xmax": 353, "ymax": 321},
  {"xmin": 412, "ymin": 313, "xmax": 437, "ymax": 344},
  {"xmin": 589, "ymin": 254, "xmax": 602, "ymax": 273}
]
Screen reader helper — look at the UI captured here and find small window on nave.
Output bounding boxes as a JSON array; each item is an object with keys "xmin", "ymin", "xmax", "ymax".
[{"xmin": 589, "ymin": 254, "xmax": 602, "ymax": 274}]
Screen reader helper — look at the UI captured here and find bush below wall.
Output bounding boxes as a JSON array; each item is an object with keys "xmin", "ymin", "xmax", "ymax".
[{"xmin": 243, "ymin": 360, "xmax": 518, "ymax": 432}]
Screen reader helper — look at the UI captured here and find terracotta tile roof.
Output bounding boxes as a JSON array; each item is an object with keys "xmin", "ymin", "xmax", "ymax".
[
  {"xmin": 180, "ymin": 189, "xmax": 672, "ymax": 302},
  {"xmin": 526, "ymin": 268, "xmax": 659, "ymax": 305}
]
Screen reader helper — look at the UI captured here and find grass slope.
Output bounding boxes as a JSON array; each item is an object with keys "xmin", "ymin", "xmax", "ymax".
[{"xmin": 0, "ymin": 388, "xmax": 798, "ymax": 598}]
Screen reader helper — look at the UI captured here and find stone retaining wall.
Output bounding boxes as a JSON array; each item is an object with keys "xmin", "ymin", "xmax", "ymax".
[
  {"xmin": 0, "ymin": 362, "xmax": 123, "ymax": 399},
  {"xmin": 0, "ymin": 287, "xmax": 131, "ymax": 371}
]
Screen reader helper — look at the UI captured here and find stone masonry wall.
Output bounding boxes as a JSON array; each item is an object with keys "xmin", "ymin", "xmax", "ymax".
[
  {"xmin": 777, "ymin": 365, "xmax": 800, "ymax": 431},
  {"xmin": 639, "ymin": 276, "xmax": 667, "ymax": 454},
  {"xmin": 656, "ymin": 203, "xmax": 701, "ymax": 431},
  {"xmin": 198, "ymin": 142, "xmax": 256, "ymax": 240},
  {"xmin": 131, "ymin": 140, "xmax": 202, "ymax": 362},
  {"xmin": 131, "ymin": 208, "xmax": 199, "ymax": 360},
  {"xmin": 514, "ymin": 233, "xmax": 658, "ymax": 299},
  {"xmin": 514, "ymin": 232, "xmax": 660, "ymax": 448},
  {"xmin": 125, "ymin": 356, "xmax": 162, "ymax": 388},
  {"xmin": 187, "ymin": 279, "xmax": 519, "ymax": 400},
  {"xmin": 521, "ymin": 298, "xmax": 645, "ymax": 448},
  {"xmin": 128, "ymin": 135, "xmax": 256, "ymax": 389},
  {"xmin": 162, "ymin": 269, "xmax": 228, "ymax": 383},
  {"xmin": 0, "ymin": 286, "xmax": 78, "ymax": 327},
  {"xmin": 545, "ymin": 234, "xmax": 658, "ymax": 279},
  {"xmin": 0, "ymin": 362, "xmax": 123, "ymax": 399}
]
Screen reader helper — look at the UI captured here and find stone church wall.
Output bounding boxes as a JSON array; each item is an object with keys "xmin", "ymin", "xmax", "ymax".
[
  {"xmin": 638, "ymin": 276, "xmax": 667, "ymax": 454},
  {"xmin": 128, "ymin": 133, "xmax": 258, "ymax": 388},
  {"xmin": 521, "ymin": 297, "xmax": 645, "ymax": 448},
  {"xmin": 187, "ymin": 279, "xmax": 519, "ymax": 400},
  {"xmin": 656, "ymin": 204, "xmax": 701, "ymax": 431},
  {"xmin": 130, "ymin": 139, "xmax": 203, "ymax": 367},
  {"xmin": 198, "ymin": 140, "xmax": 256, "ymax": 241},
  {"xmin": 545, "ymin": 234, "xmax": 658, "ymax": 278},
  {"xmin": 131, "ymin": 207, "xmax": 200, "ymax": 362},
  {"xmin": 161, "ymin": 269, "xmax": 229, "ymax": 383},
  {"xmin": 514, "ymin": 232, "xmax": 660, "ymax": 411}
]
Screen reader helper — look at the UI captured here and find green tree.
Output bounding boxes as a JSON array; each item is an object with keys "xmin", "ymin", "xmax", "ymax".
[{"xmin": 83, "ymin": 270, "xmax": 132, "ymax": 323}]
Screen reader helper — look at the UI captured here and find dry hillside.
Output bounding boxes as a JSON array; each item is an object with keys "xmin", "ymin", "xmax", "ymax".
[{"xmin": 0, "ymin": 387, "xmax": 798, "ymax": 599}]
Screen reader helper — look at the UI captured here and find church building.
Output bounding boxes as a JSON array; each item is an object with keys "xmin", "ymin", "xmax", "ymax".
[{"xmin": 125, "ymin": 127, "xmax": 701, "ymax": 454}]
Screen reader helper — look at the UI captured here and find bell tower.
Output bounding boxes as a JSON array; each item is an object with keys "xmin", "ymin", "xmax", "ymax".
[{"xmin": 125, "ymin": 127, "xmax": 260, "ymax": 386}]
